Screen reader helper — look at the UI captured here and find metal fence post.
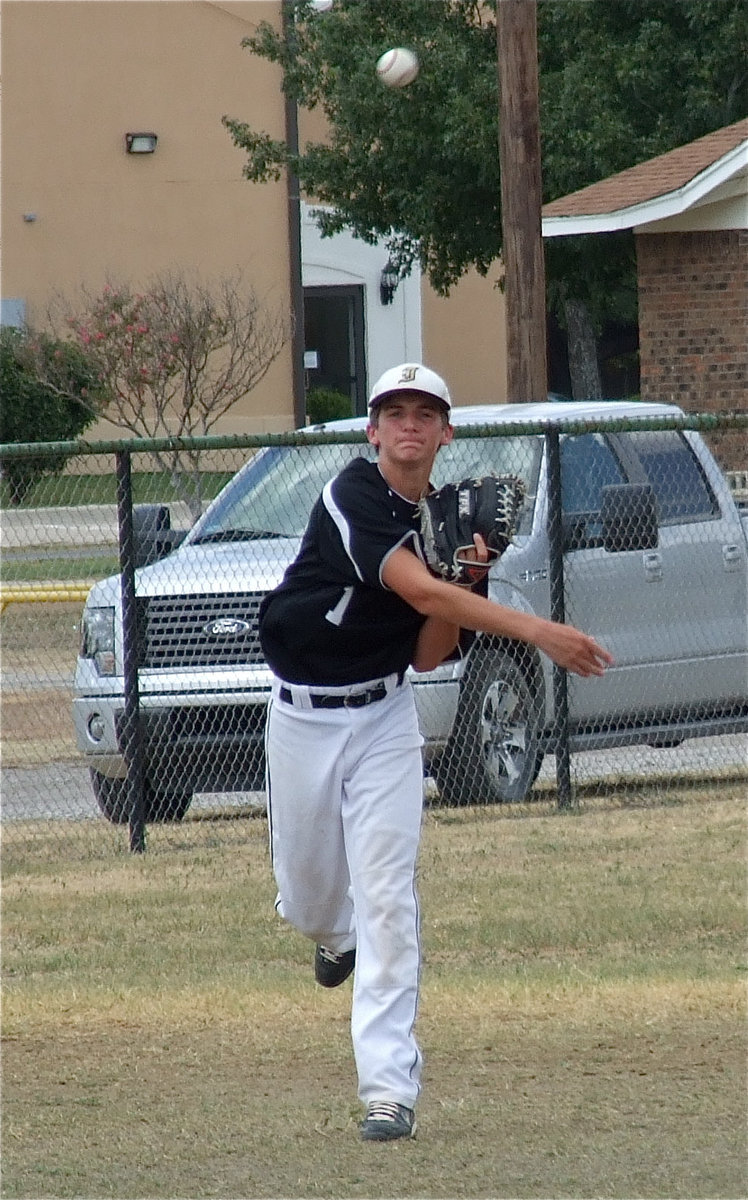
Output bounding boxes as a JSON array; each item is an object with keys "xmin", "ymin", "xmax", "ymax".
[
  {"xmin": 545, "ymin": 427, "xmax": 573, "ymax": 809},
  {"xmin": 115, "ymin": 450, "xmax": 147, "ymax": 853}
]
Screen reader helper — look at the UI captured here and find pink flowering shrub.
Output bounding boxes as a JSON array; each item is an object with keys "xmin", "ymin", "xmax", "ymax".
[{"xmin": 57, "ymin": 271, "xmax": 290, "ymax": 516}]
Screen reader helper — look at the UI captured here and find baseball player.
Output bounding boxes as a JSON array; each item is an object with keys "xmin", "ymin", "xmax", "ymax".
[{"xmin": 258, "ymin": 363, "xmax": 612, "ymax": 1142}]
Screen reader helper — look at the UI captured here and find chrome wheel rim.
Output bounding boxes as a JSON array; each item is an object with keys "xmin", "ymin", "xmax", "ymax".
[{"xmin": 479, "ymin": 676, "xmax": 528, "ymax": 790}]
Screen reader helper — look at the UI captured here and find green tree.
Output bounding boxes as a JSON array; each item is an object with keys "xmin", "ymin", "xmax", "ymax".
[
  {"xmin": 0, "ymin": 326, "xmax": 100, "ymax": 504},
  {"xmin": 224, "ymin": 0, "xmax": 747, "ymax": 396}
]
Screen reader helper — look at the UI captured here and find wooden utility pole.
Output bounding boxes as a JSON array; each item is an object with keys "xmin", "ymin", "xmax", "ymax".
[
  {"xmin": 496, "ymin": 0, "xmax": 547, "ymax": 401},
  {"xmin": 283, "ymin": 0, "xmax": 307, "ymax": 429}
]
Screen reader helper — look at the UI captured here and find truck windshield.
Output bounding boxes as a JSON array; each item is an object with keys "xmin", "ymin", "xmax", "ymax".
[
  {"xmin": 188, "ymin": 434, "xmax": 540, "ymax": 543},
  {"xmin": 189, "ymin": 443, "xmax": 374, "ymax": 541}
]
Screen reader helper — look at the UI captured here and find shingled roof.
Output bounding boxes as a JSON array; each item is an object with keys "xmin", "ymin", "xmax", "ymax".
[{"xmin": 542, "ymin": 118, "xmax": 748, "ymax": 236}]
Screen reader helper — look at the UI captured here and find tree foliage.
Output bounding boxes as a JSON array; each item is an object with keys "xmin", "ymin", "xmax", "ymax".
[
  {"xmin": 225, "ymin": 0, "xmax": 747, "ymax": 333},
  {"xmin": 0, "ymin": 326, "xmax": 101, "ymax": 504}
]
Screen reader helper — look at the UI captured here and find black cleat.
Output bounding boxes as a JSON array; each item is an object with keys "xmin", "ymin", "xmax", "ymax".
[
  {"xmin": 360, "ymin": 1101, "xmax": 416, "ymax": 1142},
  {"xmin": 314, "ymin": 945, "xmax": 356, "ymax": 988}
]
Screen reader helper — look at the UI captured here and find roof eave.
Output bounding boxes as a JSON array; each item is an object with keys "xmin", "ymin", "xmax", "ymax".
[{"xmin": 542, "ymin": 139, "xmax": 748, "ymax": 238}]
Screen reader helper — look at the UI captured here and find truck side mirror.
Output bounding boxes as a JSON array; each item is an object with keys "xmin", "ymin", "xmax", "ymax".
[
  {"xmin": 600, "ymin": 484, "xmax": 659, "ymax": 553},
  {"xmin": 132, "ymin": 504, "xmax": 186, "ymax": 567}
]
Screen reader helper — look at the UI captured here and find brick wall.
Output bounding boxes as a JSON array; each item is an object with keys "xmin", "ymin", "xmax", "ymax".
[{"xmin": 636, "ymin": 229, "xmax": 747, "ymax": 468}]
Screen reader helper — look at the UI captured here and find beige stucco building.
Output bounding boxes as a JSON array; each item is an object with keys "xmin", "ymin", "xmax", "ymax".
[{"xmin": 1, "ymin": 0, "xmax": 508, "ymax": 437}]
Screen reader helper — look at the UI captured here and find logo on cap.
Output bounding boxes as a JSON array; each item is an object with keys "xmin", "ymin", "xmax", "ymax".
[{"xmin": 398, "ymin": 366, "xmax": 419, "ymax": 384}]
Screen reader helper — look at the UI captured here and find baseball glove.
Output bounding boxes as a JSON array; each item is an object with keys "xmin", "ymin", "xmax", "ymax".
[{"xmin": 418, "ymin": 474, "xmax": 526, "ymax": 586}]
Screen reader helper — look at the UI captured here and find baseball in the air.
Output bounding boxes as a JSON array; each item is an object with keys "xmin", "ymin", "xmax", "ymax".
[{"xmin": 375, "ymin": 47, "xmax": 419, "ymax": 89}]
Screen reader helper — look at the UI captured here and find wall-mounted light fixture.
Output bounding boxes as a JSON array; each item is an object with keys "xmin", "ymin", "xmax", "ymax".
[
  {"xmin": 379, "ymin": 260, "xmax": 399, "ymax": 306},
  {"xmin": 125, "ymin": 132, "xmax": 158, "ymax": 154}
]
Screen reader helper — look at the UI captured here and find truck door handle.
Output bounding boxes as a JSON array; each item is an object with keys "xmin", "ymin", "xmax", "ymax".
[
  {"xmin": 643, "ymin": 550, "xmax": 662, "ymax": 581},
  {"xmin": 722, "ymin": 543, "xmax": 742, "ymax": 571}
]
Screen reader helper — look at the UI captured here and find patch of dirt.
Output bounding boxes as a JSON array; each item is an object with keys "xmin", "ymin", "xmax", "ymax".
[{"xmin": 2, "ymin": 691, "xmax": 78, "ymax": 764}]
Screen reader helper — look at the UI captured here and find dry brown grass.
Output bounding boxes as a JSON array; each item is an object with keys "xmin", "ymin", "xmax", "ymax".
[
  {"xmin": 3, "ymin": 789, "xmax": 746, "ymax": 1199},
  {"xmin": 1, "ymin": 602, "xmax": 80, "ymax": 764}
]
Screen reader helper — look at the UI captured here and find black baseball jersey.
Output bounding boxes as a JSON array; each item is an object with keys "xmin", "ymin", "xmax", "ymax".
[{"xmin": 259, "ymin": 457, "xmax": 431, "ymax": 686}]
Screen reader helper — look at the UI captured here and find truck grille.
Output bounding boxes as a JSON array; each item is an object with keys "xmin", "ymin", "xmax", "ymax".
[{"xmin": 137, "ymin": 592, "xmax": 265, "ymax": 668}]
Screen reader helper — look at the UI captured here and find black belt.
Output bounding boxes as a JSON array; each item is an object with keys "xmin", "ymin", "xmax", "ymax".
[{"xmin": 279, "ymin": 681, "xmax": 389, "ymax": 709}]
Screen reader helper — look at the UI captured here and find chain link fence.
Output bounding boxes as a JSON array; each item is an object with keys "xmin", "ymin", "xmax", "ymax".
[{"xmin": 2, "ymin": 411, "xmax": 746, "ymax": 857}]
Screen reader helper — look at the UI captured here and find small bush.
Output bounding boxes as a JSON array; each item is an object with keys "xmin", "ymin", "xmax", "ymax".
[
  {"xmin": 305, "ymin": 387, "xmax": 352, "ymax": 425},
  {"xmin": 0, "ymin": 327, "xmax": 101, "ymax": 504}
]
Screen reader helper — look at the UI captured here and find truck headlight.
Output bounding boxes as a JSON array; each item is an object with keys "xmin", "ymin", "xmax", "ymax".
[{"xmin": 80, "ymin": 607, "xmax": 116, "ymax": 676}]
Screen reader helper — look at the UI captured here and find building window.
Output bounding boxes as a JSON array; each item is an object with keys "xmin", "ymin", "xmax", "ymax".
[{"xmin": 1, "ymin": 299, "xmax": 26, "ymax": 328}]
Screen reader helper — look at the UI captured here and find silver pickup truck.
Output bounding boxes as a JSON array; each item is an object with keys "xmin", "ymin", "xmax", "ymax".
[{"xmin": 73, "ymin": 400, "xmax": 748, "ymax": 821}]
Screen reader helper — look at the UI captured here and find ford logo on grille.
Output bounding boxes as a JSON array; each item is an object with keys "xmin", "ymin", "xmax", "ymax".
[{"xmin": 204, "ymin": 618, "xmax": 251, "ymax": 637}]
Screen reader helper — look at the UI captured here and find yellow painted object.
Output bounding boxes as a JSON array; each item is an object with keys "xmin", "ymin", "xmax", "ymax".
[{"xmin": 0, "ymin": 583, "xmax": 94, "ymax": 613}]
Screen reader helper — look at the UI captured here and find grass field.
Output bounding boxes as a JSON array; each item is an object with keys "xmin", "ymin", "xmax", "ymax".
[
  {"xmin": 0, "ymin": 554, "xmax": 119, "ymax": 583},
  {"xmin": 0, "ymin": 468, "xmax": 234, "ymax": 583},
  {"xmin": 0, "ymin": 471, "xmax": 235, "ymax": 510},
  {"xmin": 3, "ymin": 788, "xmax": 746, "ymax": 1199}
]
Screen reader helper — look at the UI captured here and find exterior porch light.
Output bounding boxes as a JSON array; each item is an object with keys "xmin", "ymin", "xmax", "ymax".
[{"xmin": 379, "ymin": 260, "xmax": 399, "ymax": 306}]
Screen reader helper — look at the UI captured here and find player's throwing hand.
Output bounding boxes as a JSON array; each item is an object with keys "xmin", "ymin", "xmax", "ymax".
[{"xmin": 532, "ymin": 619, "xmax": 614, "ymax": 677}]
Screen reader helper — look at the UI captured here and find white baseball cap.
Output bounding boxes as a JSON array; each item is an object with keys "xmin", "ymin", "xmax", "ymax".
[{"xmin": 368, "ymin": 363, "xmax": 451, "ymax": 413}]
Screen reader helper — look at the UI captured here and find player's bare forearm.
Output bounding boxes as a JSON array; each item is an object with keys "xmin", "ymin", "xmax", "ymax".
[
  {"xmin": 410, "ymin": 535, "xmax": 490, "ymax": 670},
  {"xmin": 383, "ymin": 547, "xmax": 614, "ymax": 678},
  {"xmin": 411, "ymin": 615, "xmax": 460, "ymax": 673}
]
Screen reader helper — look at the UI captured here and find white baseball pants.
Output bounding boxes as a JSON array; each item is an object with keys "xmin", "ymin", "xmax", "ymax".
[{"xmin": 265, "ymin": 675, "xmax": 425, "ymax": 1109}]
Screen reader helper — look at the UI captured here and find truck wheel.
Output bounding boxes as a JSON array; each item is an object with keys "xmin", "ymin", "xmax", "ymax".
[
  {"xmin": 434, "ymin": 648, "xmax": 543, "ymax": 805},
  {"xmin": 89, "ymin": 770, "xmax": 192, "ymax": 824}
]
